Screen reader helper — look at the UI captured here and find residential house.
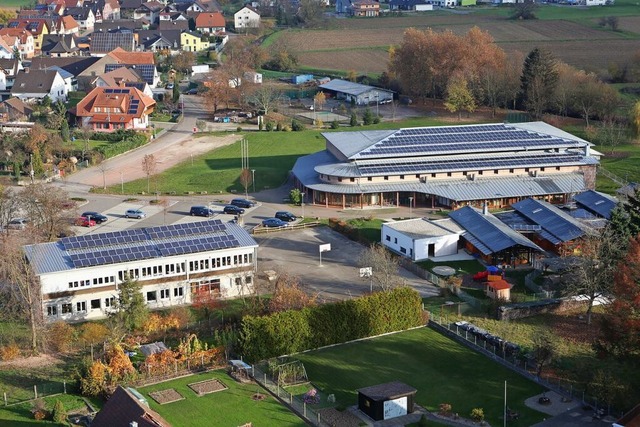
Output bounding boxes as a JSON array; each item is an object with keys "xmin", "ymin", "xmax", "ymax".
[
  {"xmin": 0, "ymin": 71, "xmax": 6, "ymax": 92},
  {"xmin": 64, "ymin": 8, "xmax": 95, "ymax": 30},
  {"xmin": 5, "ymin": 20, "xmax": 50, "ymax": 52},
  {"xmin": 119, "ymin": 0, "xmax": 145, "ymax": 19},
  {"xmin": 0, "ymin": 29, "xmax": 35, "ymax": 58},
  {"xmin": 30, "ymin": 56, "xmax": 99, "ymax": 90},
  {"xmin": 26, "ymin": 220, "xmax": 257, "ymax": 322},
  {"xmin": 172, "ymin": 0, "xmax": 209, "ymax": 13},
  {"xmin": 90, "ymin": 32, "xmax": 135, "ymax": 55},
  {"xmin": 83, "ymin": 0, "xmax": 121, "ymax": 21},
  {"xmin": 11, "ymin": 69, "xmax": 68, "ymax": 102},
  {"xmin": 60, "ymin": 15, "xmax": 79, "ymax": 34},
  {"xmin": 349, "ymin": 0, "xmax": 380, "ymax": 16},
  {"xmin": 180, "ymin": 31, "xmax": 209, "ymax": 52},
  {"xmin": 94, "ymin": 19, "xmax": 143, "ymax": 33},
  {"xmin": 47, "ymin": 66, "xmax": 76, "ymax": 93},
  {"xmin": 138, "ymin": 29, "xmax": 181, "ymax": 51},
  {"xmin": 389, "ymin": 0, "xmax": 433, "ymax": 10},
  {"xmin": 133, "ymin": 1, "xmax": 165, "ymax": 23},
  {"xmin": 41, "ymin": 34, "xmax": 78, "ymax": 57},
  {"xmin": 0, "ymin": 97, "xmax": 33, "ymax": 121},
  {"xmin": 0, "ymin": 58, "xmax": 25, "ymax": 90},
  {"xmin": 234, "ymin": 6, "xmax": 260, "ymax": 29},
  {"xmin": 195, "ymin": 12, "xmax": 226, "ymax": 33},
  {"xmin": 78, "ymin": 47, "xmax": 158, "ymax": 89},
  {"xmin": 92, "ymin": 66, "xmax": 143, "ymax": 88},
  {"xmin": 158, "ymin": 19, "xmax": 190, "ymax": 31},
  {"xmin": 91, "ymin": 386, "xmax": 172, "ymax": 427},
  {"xmin": 0, "ymin": 37, "xmax": 16, "ymax": 59}
]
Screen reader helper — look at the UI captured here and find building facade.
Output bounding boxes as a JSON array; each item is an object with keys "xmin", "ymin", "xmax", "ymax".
[
  {"xmin": 25, "ymin": 220, "xmax": 258, "ymax": 322},
  {"xmin": 293, "ymin": 122, "xmax": 599, "ymax": 210}
]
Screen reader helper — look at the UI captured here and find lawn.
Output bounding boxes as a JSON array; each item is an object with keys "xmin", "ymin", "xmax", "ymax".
[
  {"xmin": 597, "ymin": 143, "xmax": 640, "ymax": 194},
  {"xmin": 416, "ymin": 259, "xmax": 485, "ymax": 276},
  {"xmin": 0, "ymin": 394, "xmax": 101, "ymax": 425},
  {"xmin": 0, "ymin": 0, "xmax": 32, "ymax": 9},
  {"xmin": 139, "ymin": 370, "xmax": 305, "ymax": 427},
  {"xmin": 295, "ymin": 327, "xmax": 546, "ymax": 426}
]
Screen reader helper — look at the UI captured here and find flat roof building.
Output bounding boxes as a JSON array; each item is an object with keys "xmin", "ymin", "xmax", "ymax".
[
  {"xmin": 292, "ymin": 122, "xmax": 599, "ymax": 210},
  {"xmin": 25, "ymin": 219, "xmax": 257, "ymax": 322}
]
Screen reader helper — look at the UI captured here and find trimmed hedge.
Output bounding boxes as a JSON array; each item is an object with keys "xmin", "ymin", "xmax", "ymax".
[
  {"xmin": 94, "ymin": 133, "xmax": 148, "ymax": 158},
  {"xmin": 238, "ymin": 287, "xmax": 424, "ymax": 362}
]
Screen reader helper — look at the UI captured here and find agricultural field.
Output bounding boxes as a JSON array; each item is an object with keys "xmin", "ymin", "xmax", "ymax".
[
  {"xmin": 0, "ymin": 0, "xmax": 31, "ymax": 10},
  {"xmin": 269, "ymin": 3, "xmax": 640, "ymax": 77}
]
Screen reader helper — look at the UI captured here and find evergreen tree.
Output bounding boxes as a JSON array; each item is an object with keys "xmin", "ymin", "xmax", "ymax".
[
  {"xmin": 112, "ymin": 276, "xmax": 148, "ymax": 332},
  {"xmin": 52, "ymin": 399, "xmax": 66, "ymax": 423},
  {"xmin": 31, "ymin": 150, "xmax": 44, "ymax": 177},
  {"xmin": 362, "ymin": 108, "xmax": 374, "ymax": 125},
  {"xmin": 61, "ymin": 119, "xmax": 70, "ymax": 142},
  {"xmin": 520, "ymin": 48, "xmax": 558, "ymax": 120},
  {"xmin": 350, "ymin": 112, "xmax": 358, "ymax": 127}
]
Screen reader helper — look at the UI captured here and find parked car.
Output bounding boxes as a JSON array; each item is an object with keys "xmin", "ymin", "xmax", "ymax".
[
  {"xmin": 6, "ymin": 218, "xmax": 29, "ymax": 230},
  {"xmin": 75, "ymin": 216, "xmax": 96, "ymax": 227},
  {"xmin": 186, "ymin": 88, "xmax": 198, "ymax": 95},
  {"xmin": 166, "ymin": 83, "xmax": 174, "ymax": 89},
  {"xmin": 230, "ymin": 198, "xmax": 254, "ymax": 209},
  {"xmin": 125, "ymin": 209, "xmax": 146, "ymax": 219},
  {"xmin": 262, "ymin": 218, "xmax": 289, "ymax": 228},
  {"xmin": 223, "ymin": 205, "xmax": 245, "ymax": 215},
  {"xmin": 275, "ymin": 211, "xmax": 297, "ymax": 222},
  {"xmin": 81, "ymin": 211, "xmax": 108, "ymax": 224},
  {"xmin": 190, "ymin": 206, "xmax": 215, "ymax": 217}
]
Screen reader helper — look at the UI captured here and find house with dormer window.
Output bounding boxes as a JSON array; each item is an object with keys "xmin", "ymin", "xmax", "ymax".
[{"xmin": 11, "ymin": 69, "xmax": 68, "ymax": 102}]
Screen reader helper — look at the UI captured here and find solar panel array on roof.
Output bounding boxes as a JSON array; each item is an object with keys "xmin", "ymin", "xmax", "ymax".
[
  {"xmin": 103, "ymin": 88, "xmax": 130, "ymax": 94},
  {"xmin": 573, "ymin": 190, "xmax": 617, "ymax": 219},
  {"xmin": 358, "ymin": 124, "xmax": 584, "ymax": 158},
  {"xmin": 357, "ymin": 154, "xmax": 595, "ymax": 176},
  {"xmin": 8, "ymin": 21, "xmax": 19, "ymax": 28},
  {"xmin": 512, "ymin": 198, "xmax": 585, "ymax": 243},
  {"xmin": 62, "ymin": 220, "xmax": 238, "ymax": 269},
  {"xmin": 104, "ymin": 63, "xmax": 155, "ymax": 85}
]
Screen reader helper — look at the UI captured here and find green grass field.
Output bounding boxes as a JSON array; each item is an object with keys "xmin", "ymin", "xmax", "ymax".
[
  {"xmin": 0, "ymin": 0, "xmax": 31, "ymax": 9},
  {"xmin": 295, "ymin": 327, "xmax": 546, "ymax": 426},
  {"xmin": 139, "ymin": 370, "xmax": 305, "ymax": 427}
]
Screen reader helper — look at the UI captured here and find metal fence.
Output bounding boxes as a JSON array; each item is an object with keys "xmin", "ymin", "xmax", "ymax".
[
  {"xmin": 428, "ymin": 314, "xmax": 623, "ymax": 419},
  {"xmin": 2, "ymin": 380, "xmax": 68, "ymax": 407}
]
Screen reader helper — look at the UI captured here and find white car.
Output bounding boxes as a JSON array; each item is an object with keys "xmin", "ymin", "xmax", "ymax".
[
  {"xmin": 7, "ymin": 218, "xmax": 29, "ymax": 230},
  {"xmin": 125, "ymin": 209, "xmax": 146, "ymax": 219}
]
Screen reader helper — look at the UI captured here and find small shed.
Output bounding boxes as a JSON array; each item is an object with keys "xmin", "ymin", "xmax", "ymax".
[
  {"xmin": 357, "ymin": 381, "xmax": 416, "ymax": 421},
  {"xmin": 292, "ymin": 74, "xmax": 314, "ymax": 85},
  {"xmin": 139, "ymin": 341, "xmax": 169, "ymax": 357},
  {"xmin": 485, "ymin": 279, "xmax": 511, "ymax": 301}
]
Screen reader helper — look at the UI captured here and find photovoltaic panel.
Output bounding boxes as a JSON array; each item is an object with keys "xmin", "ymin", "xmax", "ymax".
[
  {"xmin": 69, "ymin": 244, "xmax": 160, "ymax": 268},
  {"xmin": 146, "ymin": 219, "xmax": 225, "ymax": 240},
  {"xmin": 156, "ymin": 235, "xmax": 239, "ymax": 257},
  {"xmin": 61, "ymin": 228, "xmax": 148, "ymax": 251}
]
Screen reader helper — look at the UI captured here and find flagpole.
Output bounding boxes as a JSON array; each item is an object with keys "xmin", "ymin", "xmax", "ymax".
[{"xmin": 504, "ymin": 380, "xmax": 507, "ymax": 427}]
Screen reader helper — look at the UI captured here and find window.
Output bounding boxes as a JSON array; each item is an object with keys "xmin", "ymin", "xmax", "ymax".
[
  {"xmin": 478, "ymin": 171, "xmax": 483, "ymax": 175},
  {"xmin": 90, "ymin": 299, "xmax": 101, "ymax": 310},
  {"xmin": 431, "ymin": 173, "xmax": 436, "ymax": 178},
  {"xmin": 160, "ymin": 289, "xmax": 170, "ymax": 299},
  {"xmin": 246, "ymin": 276, "xmax": 252, "ymax": 284},
  {"xmin": 394, "ymin": 237, "xmax": 398, "ymax": 244},
  {"xmin": 447, "ymin": 172, "xmax": 452, "ymax": 177},
  {"xmin": 416, "ymin": 174, "xmax": 420, "ymax": 178},
  {"xmin": 386, "ymin": 235, "xmax": 390, "ymax": 241},
  {"xmin": 494, "ymin": 170, "xmax": 499, "ymax": 174},
  {"xmin": 174, "ymin": 287, "xmax": 184, "ymax": 297},
  {"xmin": 540, "ymin": 167, "xmax": 545, "ymax": 171},
  {"xmin": 525, "ymin": 168, "xmax": 529, "ymax": 172},
  {"xmin": 367, "ymin": 177, "xmax": 372, "ymax": 181},
  {"xmin": 235, "ymin": 277, "xmax": 243, "ymax": 286},
  {"xmin": 400, "ymin": 175, "xmax": 404, "ymax": 180},
  {"xmin": 384, "ymin": 176, "xmax": 389, "ymax": 181},
  {"xmin": 104, "ymin": 297, "xmax": 114, "ymax": 308},
  {"xmin": 76, "ymin": 301, "xmax": 87, "ymax": 312},
  {"xmin": 350, "ymin": 178, "xmax": 355, "ymax": 182},
  {"xmin": 47, "ymin": 305, "xmax": 57, "ymax": 316},
  {"xmin": 509, "ymin": 169, "xmax": 514, "ymax": 173},
  {"xmin": 62, "ymin": 303, "xmax": 72, "ymax": 314},
  {"xmin": 400, "ymin": 247, "xmax": 406, "ymax": 254},
  {"xmin": 146, "ymin": 291, "xmax": 157, "ymax": 302},
  {"xmin": 556, "ymin": 166, "xmax": 560, "ymax": 171}
]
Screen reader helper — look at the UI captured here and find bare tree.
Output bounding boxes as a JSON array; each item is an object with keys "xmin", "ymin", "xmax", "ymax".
[
  {"xmin": 98, "ymin": 163, "xmax": 109, "ymax": 190},
  {"xmin": 597, "ymin": 119, "xmax": 628, "ymax": 154},
  {"xmin": 0, "ymin": 186, "xmax": 19, "ymax": 231},
  {"xmin": 19, "ymin": 184, "xmax": 74, "ymax": 241},
  {"xmin": 0, "ymin": 239, "xmax": 44, "ymax": 353},
  {"xmin": 358, "ymin": 244, "xmax": 401, "ymax": 292},
  {"xmin": 245, "ymin": 85, "xmax": 282, "ymax": 115},
  {"xmin": 240, "ymin": 168, "xmax": 252, "ymax": 197},
  {"xmin": 141, "ymin": 154, "xmax": 156, "ymax": 194},
  {"xmin": 531, "ymin": 331, "xmax": 556, "ymax": 379}
]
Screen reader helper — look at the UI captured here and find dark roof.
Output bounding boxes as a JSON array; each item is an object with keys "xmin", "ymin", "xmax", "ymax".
[
  {"xmin": 65, "ymin": 7, "xmax": 92, "ymax": 20},
  {"xmin": 90, "ymin": 32, "xmax": 135, "ymax": 53},
  {"xmin": 357, "ymin": 381, "xmax": 417, "ymax": 401},
  {"xmin": 11, "ymin": 69, "xmax": 60, "ymax": 95},
  {"xmin": 41, "ymin": 34, "xmax": 77, "ymax": 54},
  {"xmin": 449, "ymin": 206, "xmax": 542, "ymax": 254},
  {"xmin": 389, "ymin": 0, "xmax": 430, "ymax": 5},
  {"xmin": 94, "ymin": 19, "xmax": 143, "ymax": 32},
  {"xmin": 511, "ymin": 198, "xmax": 587, "ymax": 244},
  {"xmin": 120, "ymin": 0, "xmax": 144, "ymax": 9},
  {"xmin": 104, "ymin": 63, "xmax": 155, "ymax": 84},
  {"xmin": 138, "ymin": 29, "xmax": 181, "ymax": 48},
  {"xmin": 0, "ymin": 58, "xmax": 21, "ymax": 75},
  {"xmin": 29, "ymin": 56, "xmax": 100, "ymax": 77},
  {"xmin": 91, "ymin": 386, "xmax": 172, "ymax": 427},
  {"xmin": 1, "ymin": 97, "xmax": 33, "ymax": 116},
  {"xmin": 573, "ymin": 190, "xmax": 617, "ymax": 219},
  {"xmin": 158, "ymin": 19, "xmax": 189, "ymax": 31}
]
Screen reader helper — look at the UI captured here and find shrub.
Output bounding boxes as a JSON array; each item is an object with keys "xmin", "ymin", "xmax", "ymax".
[
  {"xmin": 291, "ymin": 119, "xmax": 305, "ymax": 131},
  {"xmin": 52, "ymin": 399, "xmax": 67, "ymax": 423},
  {"xmin": 47, "ymin": 321, "xmax": 76, "ymax": 353},
  {"xmin": 470, "ymin": 408, "xmax": 485, "ymax": 423},
  {"xmin": 79, "ymin": 323, "xmax": 110, "ymax": 347},
  {"xmin": 31, "ymin": 399, "xmax": 47, "ymax": 421},
  {"xmin": 266, "ymin": 121, "xmax": 274, "ymax": 131},
  {"xmin": 439, "ymin": 403, "xmax": 452, "ymax": 416},
  {"xmin": 237, "ymin": 126, "xmax": 243, "ymax": 132},
  {"xmin": 330, "ymin": 120, "xmax": 340, "ymax": 129},
  {"xmin": 0, "ymin": 342, "xmax": 20, "ymax": 361}
]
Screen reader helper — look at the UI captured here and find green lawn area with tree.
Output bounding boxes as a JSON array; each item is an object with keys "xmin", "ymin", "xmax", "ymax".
[
  {"xmin": 295, "ymin": 327, "xmax": 546, "ymax": 426},
  {"xmin": 140, "ymin": 370, "xmax": 306, "ymax": 427}
]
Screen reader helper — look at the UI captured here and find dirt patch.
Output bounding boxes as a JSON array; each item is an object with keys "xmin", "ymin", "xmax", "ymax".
[
  {"xmin": 188, "ymin": 378, "xmax": 228, "ymax": 396},
  {"xmin": 549, "ymin": 311, "xmax": 602, "ymax": 345},
  {"xmin": 149, "ymin": 388, "xmax": 185, "ymax": 404},
  {"xmin": 0, "ymin": 354, "xmax": 63, "ymax": 370},
  {"xmin": 317, "ymin": 407, "xmax": 363, "ymax": 427}
]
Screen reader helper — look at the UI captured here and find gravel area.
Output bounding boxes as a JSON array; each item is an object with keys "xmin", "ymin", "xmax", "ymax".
[{"xmin": 188, "ymin": 378, "xmax": 228, "ymax": 396}]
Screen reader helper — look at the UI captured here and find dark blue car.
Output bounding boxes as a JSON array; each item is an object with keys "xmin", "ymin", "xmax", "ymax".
[{"xmin": 262, "ymin": 218, "xmax": 289, "ymax": 228}]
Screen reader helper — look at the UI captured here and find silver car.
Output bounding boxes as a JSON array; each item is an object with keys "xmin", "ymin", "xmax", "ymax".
[
  {"xmin": 7, "ymin": 218, "xmax": 29, "ymax": 230},
  {"xmin": 125, "ymin": 209, "xmax": 146, "ymax": 219}
]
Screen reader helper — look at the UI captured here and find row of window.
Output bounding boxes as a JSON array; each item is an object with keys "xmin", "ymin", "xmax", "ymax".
[
  {"xmin": 325, "ymin": 166, "xmax": 566, "ymax": 183},
  {"xmin": 147, "ymin": 286, "xmax": 184, "ymax": 302},
  {"xmin": 69, "ymin": 275, "xmax": 115, "ymax": 289}
]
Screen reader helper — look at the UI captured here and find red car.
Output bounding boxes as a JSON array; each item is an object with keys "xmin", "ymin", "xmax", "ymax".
[{"xmin": 75, "ymin": 216, "xmax": 97, "ymax": 227}]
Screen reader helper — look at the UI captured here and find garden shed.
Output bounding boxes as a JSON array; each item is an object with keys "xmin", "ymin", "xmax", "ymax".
[{"xmin": 357, "ymin": 381, "xmax": 416, "ymax": 421}]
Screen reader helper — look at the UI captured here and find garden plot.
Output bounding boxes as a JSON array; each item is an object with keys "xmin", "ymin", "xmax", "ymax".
[
  {"xmin": 188, "ymin": 378, "xmax": 228, "ymax": 396},
  {"xmin": 149, "ymin": 389, "xmax": 185, "ymax": 405}
]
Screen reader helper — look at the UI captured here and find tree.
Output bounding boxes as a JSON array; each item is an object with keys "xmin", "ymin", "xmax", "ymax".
[
  {"xmin": 202, "ymin": 70, "xmax": 233, "ymax": 115},
  {"xmin": 111, "ymin": 276, "xmax": 148, "ymax": 333},
  {"xmin": 47, "ymin": 321, "xmax": 75, "ymax": 353},
  {"xmin": 0, "ymin": 186, "xmax": 19, "ymax": 230},
  {"xmin": 362, "ymin": 107, "xmax": 374, "ymax": 125},
  {"xmin": 52, "ymin": 399, "xmax": 66, "ymax": 423},
  {"xmin": 19, "ymin": 184, "xmax": 74, "ymax": 241},
  {"xmin": 80, "ymin": 360, "xmax": 108, "ymax": 397},
  {"xmin": 347, "ymin": 70, "xmax": 357, "ymax": 82},
  {"xmin": 511, "ymin": 0, "xmax": 538, "ymax": 19},
  {"xmin": 608, "ymin": 194, "xmax": 640, "ymax": 244},
  {"xmin": 598, "ymin": 236, "xmax": 640, "ymax": 357},
  {"xmin": 297, "ymin": 0, "xmax": 325, "ymax": 26},
  {"xmin": 596, "ymin": 119, "xmax": 627, "ymax": 154},
  {"xmin": 60, "ymin": 119, "xmax": 70, "ymax": 143},
  {"xmin": 444, "ymin": 76, "xmax": 477, "ymax": 120},
  {"xmin": 171, "ymin": 51, "xmax": 196, "ymax": 74},
  {"xmin": 350, "ymin": 112, "xmax": 358, "ymax": 127},
  {"xmin": 0, "ymin": 240, "xmax": 45, "ymax": 353},
  {"xmin": 531, "ymin": 331, "xmax": 556, "ymax": 378},
  {"xmin": 520, "ymin": 48, "xmax": 558, "ymax": 120},
  {"xmin": 571, "ymin": 71, "xmax": 607, "ymax": 126},
  {"xmin": 0, "ymin": 10, "xmax": 16, "ymax": 25},
  {"xmin": 240, "ymin": 168, "xmax": 252, "ymax": 196},
  {"xmin": 314, "ymin": 91, "xmax": 326, "ymax": 111},
  {"xmin": 141, "ymin": 154, "xmax": 156, "ymax": 194},
  {"xmin": 268, "ymin": 273, "xmax": 316, "ymax": 312},
  {"xmin": 632, "ymin": 101, "xmax": 640, "ymax": 139},
  {"xmin": 246, "ymin": 85, "xmax": 282, "ymax": 115},
  {"xmin": 78, "ymin": 323, "xmax": 110, "ymax": 348},
  {"xmin": 290, "ymin": 188, "xmax": 302, "ymax": 205},
  {"xmin": 358, "ymin": 244, "xmax": 401, "ymax": 292},
  {"xmin": 561, "ymin": 229, "xmax": 623, "ymax": 325}
]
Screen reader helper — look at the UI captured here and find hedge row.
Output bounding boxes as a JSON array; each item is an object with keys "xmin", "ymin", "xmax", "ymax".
[
  {"xmin": 238, "ymin": 287, "xmax": 424, "ymax": 362},
  {"xmin": 95, "ymin": 133, "xmax": 148, "ymax": 158}
]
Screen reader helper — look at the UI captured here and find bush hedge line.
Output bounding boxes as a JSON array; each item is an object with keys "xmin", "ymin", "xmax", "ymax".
[
  {"xmin": 238, "ymin": 287, "xmax": 425, "ymax": 362},
  {"xmin": 94, "ymin": 133, "xmax": 149, "ymax": 158}
]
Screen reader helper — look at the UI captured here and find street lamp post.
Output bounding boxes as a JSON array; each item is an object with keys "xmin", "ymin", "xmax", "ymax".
[
  {"xmin": 301, "ymin": 192, "xmax": 305, "ymax": 218},
  {"xmin": 120, "ymin": 171, "xmax": 124, "ymax": 194},
  {"xmin": 251, "ymin": 169, "xmax": 255, "ymax": 193},
  {"xmin": 375, "ymin": 93, "xmax": 379, "ymax": 118},
  {"xmin": 409, "ymin": 196, "xmax": 413, "ymax": 218},
  {"xmin": 29, "ymin": 153, "xmax": 34, "ymax": 183}
]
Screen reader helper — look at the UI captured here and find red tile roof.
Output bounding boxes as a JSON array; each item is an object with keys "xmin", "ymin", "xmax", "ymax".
[
  {"xmin": 195, "ymin": 12, "xmax": 225, "ymax": 28},
  {"xmin": 109, "ymin": 47, "xmax": 155, "ymax": 65}
]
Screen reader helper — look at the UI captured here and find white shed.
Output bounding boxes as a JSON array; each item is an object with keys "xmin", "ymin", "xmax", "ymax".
[{"xmin": 381, "ymin": 218, "xmax": 462, "ymax": 261}]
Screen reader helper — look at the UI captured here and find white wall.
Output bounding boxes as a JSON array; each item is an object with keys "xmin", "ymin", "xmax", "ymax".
[
  {"xmin": 414, "ymin": 234, "xmax": 458, "ymax": 261},
  {"xmin": 381, "ymin": 224, "xmax": 416, "ymax": 260}
]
